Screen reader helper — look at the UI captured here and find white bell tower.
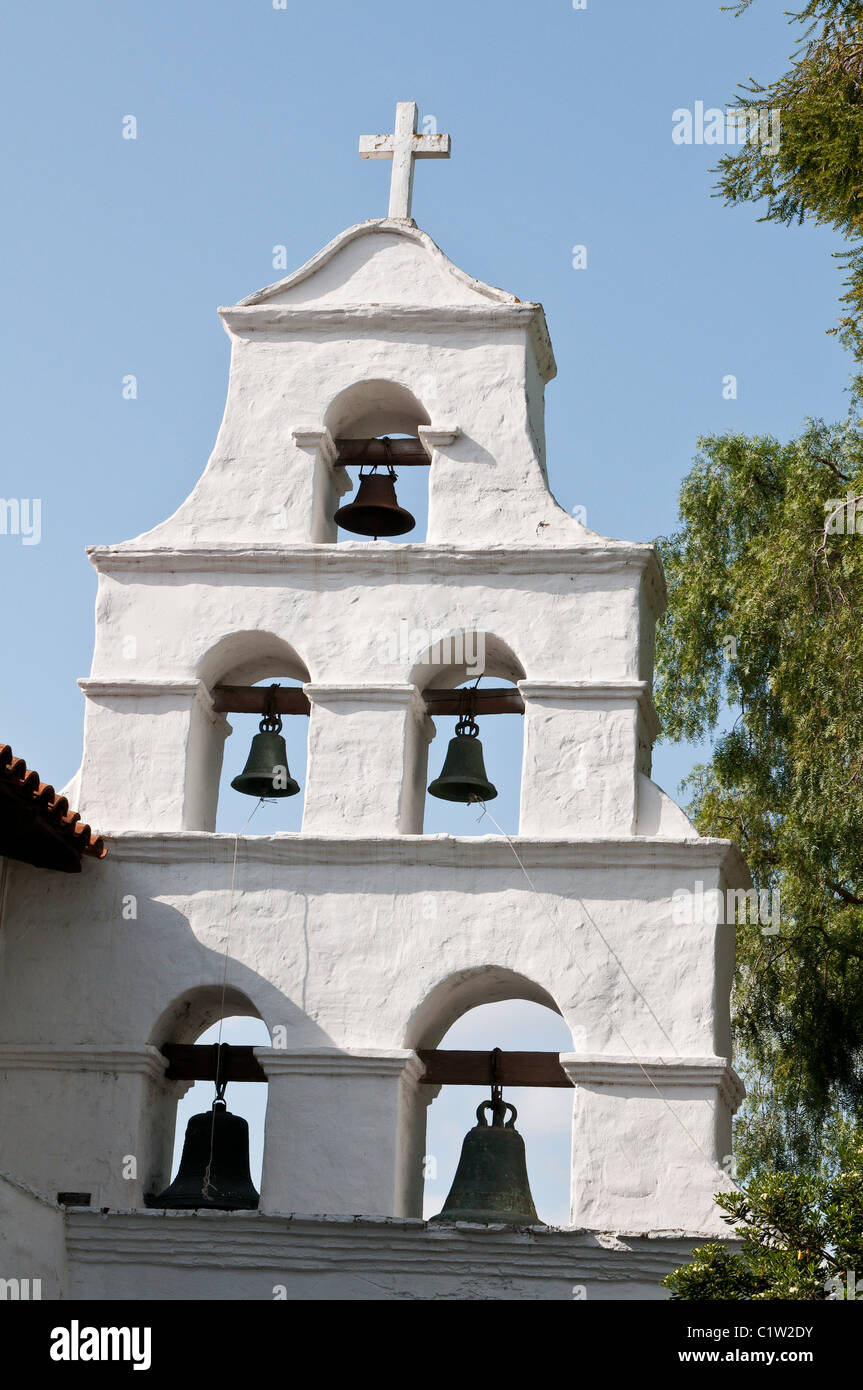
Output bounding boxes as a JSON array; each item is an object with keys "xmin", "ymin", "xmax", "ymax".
[{"xmin": 0, "ymin": 104, "xmax": 750, "ymax": 1300}]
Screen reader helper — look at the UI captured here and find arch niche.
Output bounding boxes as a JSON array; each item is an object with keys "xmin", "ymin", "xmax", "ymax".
[
  {"xmin": 143, "ymin": 986, "xmax": 268, "ymax": 1207},
  {"xmin": 410, "ymin": 632, "xmax": 527, "ymax": 835},
  {"xmin": 324, "ymin": 380, "xmax": 433, "ymax": 543},
  {"xmin": 186, "ymin": 632, "xmax": 311, "ymax": 832},
  {"xmin": 397, "ymin": 967, "xmax": 573, "ymax": 1221}
]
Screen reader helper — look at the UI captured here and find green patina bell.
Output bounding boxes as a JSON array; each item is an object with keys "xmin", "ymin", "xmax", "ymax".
[
  {"xmin": 432, "ymin": 1087, "xmax": 543, "ymax": 1227},
  {"xmin": 428, "ymin": 713, "xmax": 498, "ymax": 804},
  {"xmin": 231, "ymin": 705, "xmax": 299, "ymax": 800}
]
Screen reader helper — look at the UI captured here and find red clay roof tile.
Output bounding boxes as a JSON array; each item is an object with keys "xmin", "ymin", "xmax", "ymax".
[{"xmin": 0, "ymin": 745, "xmax": 106, "ymax": 873}]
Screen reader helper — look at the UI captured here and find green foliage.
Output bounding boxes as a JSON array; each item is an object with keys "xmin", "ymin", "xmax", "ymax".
[
  {"xmin": 658, "ymin": 0, "xmax": 863, "ymax": 1251},
  {"xmin": 733, "ymin": 1066, "xmax": 863, "ymax": 1179},
  {"xmin": 716, "ymin": 2, "xmax": 863, "ymax": 357},
  {"xmin": 664, "ymin": 1141, "xmax": 863, "ymax": 1299},
  {"xmin": 655, "ymin": 402, "xmax": 863, "ymax": 1164},
  {"xmin": 664, "ymin": 1241, "xmax": 765, "ymax": 1300},
  {"xmin": 727, "ymin": 2, "xmax": 863, "ymax": 20}
]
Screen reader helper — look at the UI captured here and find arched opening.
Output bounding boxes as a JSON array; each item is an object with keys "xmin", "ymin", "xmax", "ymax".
[
  {"xmin": 192, "ymin": 633, "xmax": 312, "ymax": 834},
  {"xmin": 150, "ymin": 984, "xmax": 264, "ymax": 1048},
  {"xmin": 413, "ymin": 633, "xmax": 526, "ymax": 836},
  {"xmin": 216, "ymin": 677, "xmax": 309, "ymax": 834},
  {"xmin": 405, "ymin": 970, "xmax": 574, "ymax": 1227},
  {"xmin": 145, "ymin": 987, "xmax": 269, "ymax": 1209},
  {"xmin": 168, "ymin": 1015, "xmax": 272, "ymax": 1200},
  {"xmin": 423, "ymin": 1002, "xmax": 573, "ymax": 1226},
  {"xmin": 325, "ymin": 381, "xmax": 432, "ymax": 544}
]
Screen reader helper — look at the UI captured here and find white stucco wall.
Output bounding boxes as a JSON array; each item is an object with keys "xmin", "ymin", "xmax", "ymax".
[
  {"xmin": 0, "ymin": 1175, "xmax": 67, "ymax": 1301},
  {"xmin": 0, "ymin": 834, "xmax": 746, "ymax": 1232},
  {"xmin": 0, "ymin": 215, "xmax": 748, "ymax": 1297},
  {"xmin": 63, "ymin": 1211, "xmax": 709, "ymax": 1302}
]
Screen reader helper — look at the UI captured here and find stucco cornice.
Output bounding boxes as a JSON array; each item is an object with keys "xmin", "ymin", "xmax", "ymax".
[
  {"xmin": 222, "ymin": 303, "xmax": 543, "ymax": 332},
  {"xmin": 99, "ymin": 831, "xmax": 748, "ymax": 880},
  {"xmin": 560, "ymin": 1054, "xmax": 746, "ymax": 1113},
  {"xmin": 64, "ymin": 1210, "xmax": 730, "ymax": 1275},
  {"xmin": 0, "ymin": 1045, "xmax": 167, "ymax": 1081},
  {"xmin": 79, "ymin": 678, "xmax": 210, "ymax": 702},
  {"xmin": 86, "ymin": 542, "xmax": 664, "ymax": 591},
  {"xmin": 220, "ymin": 304, "xmax": 556, "ymax": 381},
  {"xmin": 255, "ymin": 1048, "xmax": 419, "ymax": 1081}
]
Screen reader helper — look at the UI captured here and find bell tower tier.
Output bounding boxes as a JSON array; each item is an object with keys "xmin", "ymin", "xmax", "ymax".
[
  {"xmin": 76, "ymin": 542, "xmax": 663, "ymax": 838},
  {"xmin": 116, "ymin": 218, "xmax": 570, "ymax": 551},
  {"xmin": 0, "ymin": 104, "xmax": 749, "ymax": 1300}
]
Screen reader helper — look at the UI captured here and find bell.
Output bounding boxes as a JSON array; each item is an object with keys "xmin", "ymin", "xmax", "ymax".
[
  {"xmin": 231, "ymin": 699, "xmax": 299, "ymax": 799},
  {"xmin": 432, "ymin": 1093, "xmax": 543, "ymax": 1227},
  {"xmin": 334, "ymin": 465, "xmax": 416, "ymax": 538},
  {"xmin": 428, "ymin": 714, "xmax": 498, "ymax": 804},
  {"xmin": 147, "ymin": 1098, "xmax": 260, "ymax": 1211}
]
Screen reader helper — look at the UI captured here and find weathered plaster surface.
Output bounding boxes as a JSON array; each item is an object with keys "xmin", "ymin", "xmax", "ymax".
[
  {"xmin": 0, "ymin": 217, "xmax": 748, "ymax": 1297},
  {"xmin": 63, "ymin": 1211, "xmax": 714, "ymax": 1302}
]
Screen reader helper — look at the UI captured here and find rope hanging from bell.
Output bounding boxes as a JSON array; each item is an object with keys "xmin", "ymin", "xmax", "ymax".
[{"xmin": 147, "ymin": 1045, "xmax": 260, "ymax": 1211}]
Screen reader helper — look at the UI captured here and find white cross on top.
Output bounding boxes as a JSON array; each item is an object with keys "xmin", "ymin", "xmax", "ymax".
[{"xmin": 359, "ymin": 102, "xmax": 451, "ymax": 220}]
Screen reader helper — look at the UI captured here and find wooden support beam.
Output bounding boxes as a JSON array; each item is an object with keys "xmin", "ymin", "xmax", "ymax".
[
  {"xmin": 160, "ymin": 1045, "xmax": 571, "ymax": 1088},
  {"xmin": 336, "ymin": 438, "xmax": 430, "ymax": 466},
  {"xmin": 423, "ymin": 689, "xmax": 524, "ymax": 717},
  {"xmin": 417, "ymin": 1050, "xmax": 573, "ymax": 1089},
  {"xmin": 161, "ymin": 1044, "xmax": 267, "ymax": 1083},
  {"xmin": 212, "ymin": 686, "xmax": 311, "ymax": 716},
  {"xmin": 212, "ymin": 686, "xmax": 523, "ymax": 717}
]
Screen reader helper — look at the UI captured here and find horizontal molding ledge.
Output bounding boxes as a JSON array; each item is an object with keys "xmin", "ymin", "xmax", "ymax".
[
  {"xmin": 65, "ymin": 1211, "xmax": 716, "ymax": 1279},
  {"xmin": 99, "ymin": 832, "xmax": 746, "ymax": 876},
  {"xmin": 77, "ymin": 679, "xmax": 659, "ymax": 731},
  {"xmin": 219, "ymin": 303, "xmax": 548, "ymax": 334},
  {"xmin": 79, "ymin": 680, "xmax": 425, "ymax": 717},
  {"xmin": 0, "ymin": 1046, "xmax": 166, "ymax": 1080},
  {"xmin": 0, "ymin": 1048, "xmax": 744, "ymax": 1110},
  {"xmin": 79, "ymin": 678, "xmax": 212, "ymax": 706},
  {"xmin": 303, "ymin": 684, "xmax": 422, "ymax": 712},
  {"xmin": 85, "ymin": 543, "xmax": 662, "ymax": 584},
  {"xmin": 255, "ymin": 1048, "xmax": 421, "ymax": 1081},
  {"xmin": 560, "ymin": 1054, "xmax": 745, "ymax": 1111},
  {"xmin": 519, "ymin": 682, "xmax": 652, "ymax": 701}
]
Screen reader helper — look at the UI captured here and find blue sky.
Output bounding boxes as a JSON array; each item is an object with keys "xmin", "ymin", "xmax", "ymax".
[
  {"xmin": 1, "ymin": 0, "xmax": 850, "ymax": 803},
  {"xmin": 2, "ymin": 0, "xmax": 853, "ymax": 1223}
]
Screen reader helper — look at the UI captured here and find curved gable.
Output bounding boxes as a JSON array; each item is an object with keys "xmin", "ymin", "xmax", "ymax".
[{"xmin": 237, "ymin": 219, "xmax": 518, "ymax": 311}]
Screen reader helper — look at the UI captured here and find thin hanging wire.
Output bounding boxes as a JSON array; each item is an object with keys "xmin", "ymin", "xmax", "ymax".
[{"xmin": 201, "ymin": 798, "xmax": 263, "ymax": 1201}]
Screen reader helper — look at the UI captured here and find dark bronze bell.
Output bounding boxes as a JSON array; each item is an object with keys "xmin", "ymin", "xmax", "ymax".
[
  {"xmin": 334, "ymin": 464, "xmax": 416, "ymax": 538},
  {"xmin": 147, "ymin": 1089, "xmax": 260, "ymax": 1211},
  {"xmin": 432, "ymin": 1086, "xmax": 543, "ymax": 1228},
  {"xmin": 428, "ymin": 713, "xmax": 498, "ymax": 804},
  {"xmin": 231, "ymin": 699, "xmax": 299, "ymax": 799}
]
